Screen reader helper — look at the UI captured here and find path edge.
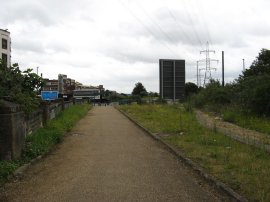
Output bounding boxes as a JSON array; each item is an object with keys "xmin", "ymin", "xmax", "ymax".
[{"xmin": 117, "ymin": 107, "xmax": 247, "ymax": 202}]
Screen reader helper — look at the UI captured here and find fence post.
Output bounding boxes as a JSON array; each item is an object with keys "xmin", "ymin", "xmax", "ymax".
[
  {"xmin": 61, "ymin": 98, "xmax": 65, "ymax": 111},
  {"xmin": 42, "ymin": 102, "xmax": 49, "ymax": 126}
]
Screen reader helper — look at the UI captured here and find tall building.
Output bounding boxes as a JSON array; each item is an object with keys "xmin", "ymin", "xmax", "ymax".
[
  {"xmin": 159, "ymin": 59, "xmax": 185, "ymax": 101},
  {"xmin": 0, "ymin": 29, "xmax": 11, "ymax": 67},
  {"xmin": 66, "ymin": 78, "xmax": 76, "ymax": 95},
  {"xmin": 58, "ymin": 74, "xmax": 67, "ymax": 95}
]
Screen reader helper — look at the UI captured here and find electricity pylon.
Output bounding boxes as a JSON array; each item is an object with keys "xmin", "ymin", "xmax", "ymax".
[{"xmin": 198, "ymin": 42, "xmax": 218, "ymax": 87}]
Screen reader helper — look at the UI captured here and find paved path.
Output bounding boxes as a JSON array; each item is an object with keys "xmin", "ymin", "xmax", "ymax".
[{"xmin": 1, "ymin": 106, "xmax": 225, "ymax": 201}]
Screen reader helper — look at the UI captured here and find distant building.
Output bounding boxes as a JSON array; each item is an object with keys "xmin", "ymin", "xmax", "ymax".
[
  {"xmin": 42, "ymin": 74, "xmax": 104, "ymax": 101},
  {"xmin": 75, "ymin": 81, "xmax": 83, "ymax": 89},
  {"xmin": 66, "ymin": 78, "xmax": 76, "ymax": 95},
  {"xmin": 73, "ymin": 85, "xmax": 105, "ymax": 101},
  {"xmin": 0, "ymin": 29, "xmax": 11, "ymax": 67},
  {"xmin": 43, "ymin": 79, "xmax": 58, "ymax": 91},
  {"xmin": 58, "ymin": 74, "xmax": 67, "ymax": 95},
  {"xmin": 159, "ymin": 59, "xmax": 185, "ymax": 101},
  {"xmin": 73, "ymin": 88, "xmax": 101, "ymax": 100},
  {"xmin": 43, "ymin": 74, "xmax": 78, "ymax": 99}
]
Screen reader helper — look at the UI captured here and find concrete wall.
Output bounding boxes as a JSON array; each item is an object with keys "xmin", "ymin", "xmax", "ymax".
[
  {"xmin": 25, "ymin": 110, "xmax": 43, "ymax": 135},
  {"xmin": 0, "ymin": 99, "xmax": 87, "ymax": 160},
  {"xmin": 0, "ymin": 101, "xmax": 25, "ymax": 160}
]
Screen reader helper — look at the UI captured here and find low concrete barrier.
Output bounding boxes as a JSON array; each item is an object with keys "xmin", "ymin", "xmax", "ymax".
[{"xmin": 0, "ymin": 99, "xmax": 86, "ymax": 160}]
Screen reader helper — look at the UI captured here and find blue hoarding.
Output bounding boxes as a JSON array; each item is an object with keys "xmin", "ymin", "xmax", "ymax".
[{"xmin": 41, "ymin": 91, "xmax": 59, "ymax": 101}]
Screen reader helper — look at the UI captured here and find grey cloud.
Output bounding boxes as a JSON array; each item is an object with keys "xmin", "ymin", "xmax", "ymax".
[
  {"xmin": 111, "ymin": 4, "xmax": 210, "ymax": 47},
  {"xmin": 2, "ymin": 0, "xmax": 269, "ymax": 93},
  {"xmin": 245, "ymin": 23, "xmax": 270, "ymax": 37},
  {"xmin": 46, "ymin": 42, "xmax": 70, "ymax": 53},
  {"xmin": 155, "ymin": 8, "xmax": 202, "ymax": 46},
  {"xmin": 210, "ymin": 32, "xmax": 249, "ymax": 48},
  {"xmin": 13, "ymin": 37, "xmax": 70, "ymax": 54},
  {"xmin": 13, "ymin": 38, "xmax": 45, "ymax": 53},
  {"xmin": 1, "ymin": 1, "xmax": 55, "ymax": 26},
  {"xmin": 128, "ymin": 7, "xmax": 210, "ymax": 47},
  {"xmin": 105, "ymin": 50, "xmax": 157, "ymax": 64},
  {"xmin": 1, "ymin": 0, "xmax": 95, "ymax": 27}
]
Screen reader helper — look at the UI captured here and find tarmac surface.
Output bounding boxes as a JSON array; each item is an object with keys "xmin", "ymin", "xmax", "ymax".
[{"xmin": 0, "ymin": 106, "xmax": 225, "ymax": 201}]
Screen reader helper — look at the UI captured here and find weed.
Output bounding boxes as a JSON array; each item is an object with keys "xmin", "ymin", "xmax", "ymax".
[
  {"xmin": 222, "ymin": 107, "xmax": 270, "ymax": 135},
  {"xmin": 0, "ymin": 104, "xmax": 91, "ymax": 183},
  {"xmin": 0, "ymin": 161, "xmax": 19, "ymax": 184},
  {"xmin": 120, "ymin": 104, "xmax": 270, "ymax": 201}
]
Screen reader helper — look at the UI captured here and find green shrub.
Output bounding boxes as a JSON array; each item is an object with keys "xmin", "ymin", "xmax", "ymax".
[
  {"xmin": 191, "ymin": 80, "xmax": 231, "ymax": 110},
  {"xmin": 0, "ymin": 161, "xmax": 19, "ymax": 183},
  {"xmin": 237, "ymin": 75, "xmax": 270, "ymax": 115},
  {"xmin": 223, "ymin": 110, "xmax": 237, "ymax": 123},
  {"xmin": 190, "ymin": 92, "xmax": 205, "ymax": 108}
]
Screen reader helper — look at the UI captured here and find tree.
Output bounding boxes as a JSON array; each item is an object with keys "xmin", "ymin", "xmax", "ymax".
[
  {"xmin": 242, "ymin": 49, "xmax": 270, "ymax": 78},
  {"xmin": 185, "ymin": 82, "xmax": 199, "ymax": 97},
  {"xmin": 232, "ymin": 49, "xmax": 270, "ymax": 115},
  {"xmin": 148, "ymin": 91, "xmax": 159, "ymax": 97},
  {"xmin": 236, "ymin": 75, "xmax": 270, "ymax": 115},
  {"xmin": 0, "ymin": 60, "xmax": 44, "ymax": 113},
  {"xmin": 190, "ymin": 49, "xmax": 270, "ymax": 116},
  {"xmin": 131, "ymin": 82, "xmax": 147, "ymax": 97},
  {"xmin": 104, "ymin": 90, "xmax": 111, "ymax": 98}
]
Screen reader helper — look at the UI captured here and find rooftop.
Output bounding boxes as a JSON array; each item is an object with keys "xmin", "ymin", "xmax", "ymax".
[{"xmin": 0, "ymin": 29, "xmax": 10, "ymax": 33}]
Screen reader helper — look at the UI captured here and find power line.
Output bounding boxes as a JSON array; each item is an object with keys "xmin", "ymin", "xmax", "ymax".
[
  {"xmin": 135, "ymin": 1, "xmax": 205, "ymax": 60},
  {"xmin": 118, "ymin": 0, "xmax": 180, "ymax": 58},
  {"xmin": 136, "ymin": 2, "xmax": 177, "ymax": 45},
  {"xmin": 183, "ymin": 0, "xmax": 204, "ymax": 49},
  {"xmin": 167, "ymin": 7, "xmax": 198, "ymax": 47},
  {"xmin": 134, "ymin": 2, "xmax": 190, "ymax": 59},
  {"xmin": 195, "ymin": 0, "xmax": 212, "ymax": 45}
]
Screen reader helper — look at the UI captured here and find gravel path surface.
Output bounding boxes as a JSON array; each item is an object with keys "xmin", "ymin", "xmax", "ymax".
[{"xmin": 0, "ymin": 106, "xmax": 225, "ymax": 202}]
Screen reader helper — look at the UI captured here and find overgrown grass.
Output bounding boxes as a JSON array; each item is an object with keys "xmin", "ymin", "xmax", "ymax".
[
  {"xmin": 0, "ymin": 161, "xmax": 20, "ymax": 183},
  {"xmin": 0, "ymin": 104, "xmax": 91, "ymax": 184},
  {"xmin": 120, "ymin": 104, "xmax": 270, "ymax": 201},
  {"xmin": 222, "ymin": 107, "xmax": 270, "ymax": 135}
]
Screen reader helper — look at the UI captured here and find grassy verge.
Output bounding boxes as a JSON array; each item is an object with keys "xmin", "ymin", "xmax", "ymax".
[
  {"xmin": 0, "ymin": 104, "xmax": 91, "ymax": 184},
  {"xmin": 120, "ymin": 104, "xmax": 270, "ymax": 201}
]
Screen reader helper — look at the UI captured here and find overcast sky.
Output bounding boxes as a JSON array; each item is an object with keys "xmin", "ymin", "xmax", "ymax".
[{"xmin": 1, "ymin": 0, "xmax": 270, "ymax": 93}]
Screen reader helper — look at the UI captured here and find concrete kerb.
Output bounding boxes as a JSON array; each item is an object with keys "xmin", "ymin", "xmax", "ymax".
[
  {"xmin": 117, "ymin": 108, "xmax": 247, "ymax": 202},
  {"xmin": 9, "ymin": 140, "xmax": 61, "ymax": 182},
  {"xmin": 12, "ymin": 155, "xmax": 43, "ymax": 178}
]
